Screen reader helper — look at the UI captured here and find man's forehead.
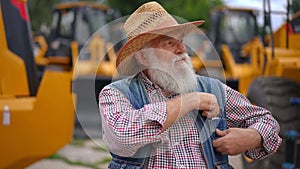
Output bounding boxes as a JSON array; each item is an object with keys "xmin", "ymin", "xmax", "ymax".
[
  {"xmin": 149, "ymin": 34, "xmax": 184, "ymax": 44},
  {"xmin": 157, "ymin": 34, "xmax": 184, "ymax": 41}
]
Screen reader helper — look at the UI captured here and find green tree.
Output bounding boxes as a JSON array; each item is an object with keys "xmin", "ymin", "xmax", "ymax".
[
  {"xmin": 28, "ymin": 0, "xmax": 60, "ymax": 32},
  {"xmin": 291, "ymin": 0, "xmax": 300, "ymax": 14},
  {"xmin": 104, "ymin": 0, "xmax": 223, "ymax": 30},
  {"xmin": 28, "ymin": 0, "xmax": 99, "ymax": 32},
  {"xmin": 104, "ymin": 0, "xmax": 151, "ymax": 15},
  {"xmin": 28, "ymin": 0, "xmax": 223, "ymax": 32}
]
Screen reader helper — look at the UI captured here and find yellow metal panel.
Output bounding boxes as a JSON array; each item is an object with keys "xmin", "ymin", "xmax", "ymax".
[
  {"xmin": 0, "ymin": 97, "xmax": 35, "ymax": 111},
  {"xmin": 264, "ymin": 47, "xmax": 300, "ymax": 83},
  {"xmin": 221, "ymin": 44, "xmax": 254, "ymax": 79},
  {"xmin": 34, "ymin": 35, "xmax": 49, "ymax": 66},
  {"xmin": 0, "ymin": 71, "xmax": 75, "ymax": 169},
  {"xmin": 289, "ymin": 34, "xmax": 300, "ymax": 49}
]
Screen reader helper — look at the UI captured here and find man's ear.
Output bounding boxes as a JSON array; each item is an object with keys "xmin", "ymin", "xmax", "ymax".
[{"xmin": 135, "ymin": 50, "xmax": 150, "ymax": 66}]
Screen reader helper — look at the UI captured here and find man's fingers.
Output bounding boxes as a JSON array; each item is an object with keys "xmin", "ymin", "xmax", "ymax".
[
  {"xmin": 205, "ymin": 112, "xmax": 217, "ymax": 118},
  {"xmin": 213, "ymin": 129, "xmax": 228, "ymax": 148},
  {"xmin": 213, "ymin": 128, "xmax": 228, "ymax": 148},
  {"xmin": 213, "ymin": 138, "xmax": 221, "ymax": 148},
  {"xmin": 201, "ymin": 110, "xmax": 218, "ymax": 118},
  {"xmin": 201, "ymin": 111, "xmax": 208, "ymax": 117},
  {"xmin": 214, "ymin": 146, "xmax": 228, "ymax": 155},
  {"xmin": 197, "ymin": 93, "xmax": 220, "ymax": 118},
  {"xmin": 216, "ymin": 128, "xmax": 228, "ymax": 137}
]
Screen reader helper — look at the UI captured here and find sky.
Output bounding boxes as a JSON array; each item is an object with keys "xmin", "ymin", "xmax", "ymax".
[{"xmin": 223, "ymin": 0, "xmax": 288, "ymax": 30}]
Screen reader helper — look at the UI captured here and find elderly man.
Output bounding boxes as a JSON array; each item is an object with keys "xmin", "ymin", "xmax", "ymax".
[{"xmin": 98, "ymin": 1, "xmax": 281, "ymax": 169}]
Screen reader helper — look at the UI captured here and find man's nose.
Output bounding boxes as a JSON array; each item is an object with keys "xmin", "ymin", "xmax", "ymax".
[{"xmin": 174, "ymin": 41, "xmax": 186, "ymax": 54}]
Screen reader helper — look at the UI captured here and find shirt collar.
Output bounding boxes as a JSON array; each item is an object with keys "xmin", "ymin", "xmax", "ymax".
[{"xmin": 138, "ymin": 72, "xmax": 158, "ymax": 88}]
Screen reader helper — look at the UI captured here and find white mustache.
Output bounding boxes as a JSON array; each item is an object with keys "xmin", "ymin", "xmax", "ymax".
[{"xmin": 173, "ymin": 53, "xmax": 189, "ymax": 62}]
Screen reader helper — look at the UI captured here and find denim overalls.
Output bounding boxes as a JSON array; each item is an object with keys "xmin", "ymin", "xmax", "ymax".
[{"xmin": 108, "ymin": 74, "xmax": 233, "ymax": 169}]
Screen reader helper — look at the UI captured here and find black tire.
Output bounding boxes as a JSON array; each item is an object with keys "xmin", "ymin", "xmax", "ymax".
[{"xmin": 243, "ymin": 76, "xmax": 300, "ymax": 169}]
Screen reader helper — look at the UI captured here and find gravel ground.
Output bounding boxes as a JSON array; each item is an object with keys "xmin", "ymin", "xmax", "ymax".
[{"xmin": 26, "ymin": 138, "xmax": 244, "ymax": 169}]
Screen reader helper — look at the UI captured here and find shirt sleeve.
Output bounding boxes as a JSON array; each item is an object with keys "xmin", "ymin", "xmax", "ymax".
[
  {"xmin": 98, "ymin": 85, "xmax": 167, "ymax": 157},
  {"xmin": 223, "ymin": 84, "xmax": 282, "ymax": 160}
]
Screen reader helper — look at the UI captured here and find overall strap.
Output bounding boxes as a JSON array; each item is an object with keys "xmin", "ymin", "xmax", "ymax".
[
  {"xmin": 110, "ymin": 75, "xmax": 152, "ymax": 168},
  {"xmin": 111, "ymin": 75, "xmax": 149, "ymax": 109},
  {"xmin": 196, "ymin": 76, "xmax": 233, "ymax": 169}
]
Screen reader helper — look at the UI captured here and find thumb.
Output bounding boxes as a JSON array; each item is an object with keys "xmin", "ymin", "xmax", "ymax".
[{"xmin": 215, "ymin": 128, "xmax": 228, "ymax": 137}]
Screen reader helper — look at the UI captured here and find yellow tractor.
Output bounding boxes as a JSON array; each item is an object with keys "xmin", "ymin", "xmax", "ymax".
[
  {"xmin": 206, "ymin": 6, "xmax": 263, "ymax": 95},
  {"xmin": 188, "ymin": 6, "xmax": 264, "ymax": 95},
  {"xmin": 0, "ymin": 1, "xmax": 123, "ymax": 167},
  {"xmin": 244, "ymin": 1, "xmax": 300, "ymax": 168},
  {"xmin": 0, "ymin": 0, "xmax": 74, "ymax": 168},
  {"xmin": 199, "ymin": 0, "xmax": 300, "ymax": 168},
  {"xmin": 35, "ymin": 1, "xmax": 121, "ymax": 77},
  {"xmin": 33, "ymin": 2, "xmax": 124, "ymax": 139}
]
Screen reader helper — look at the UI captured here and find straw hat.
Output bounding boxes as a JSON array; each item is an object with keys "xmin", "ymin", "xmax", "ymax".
[{"xmin": 116, "ymin": 1, "xmax": 205, "ymax": 75}]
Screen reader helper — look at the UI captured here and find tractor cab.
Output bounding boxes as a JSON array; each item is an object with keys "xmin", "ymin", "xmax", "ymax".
[
  {"xmin": 209, "ymin": 6, "xmax": 259, "ymax": 64},
  {"xmin": 39, "ymin": 2, "xmax": 119, "ymax": 71},
  {"xmin": 205, "ymin": 6, "xmax": 263, "ymax": 94}
]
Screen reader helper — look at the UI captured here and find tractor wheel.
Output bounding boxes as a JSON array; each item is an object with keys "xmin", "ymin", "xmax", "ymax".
[{"xmin": 243, "ymin": 76, "xmax": 300, "ymax": 169}]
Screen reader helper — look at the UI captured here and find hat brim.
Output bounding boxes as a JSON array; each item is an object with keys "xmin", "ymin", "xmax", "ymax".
[{"xmin": 116, "ymin": 20, "xmax": 205, "ymax": 76}]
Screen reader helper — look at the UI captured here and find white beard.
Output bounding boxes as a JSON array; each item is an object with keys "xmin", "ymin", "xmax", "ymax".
[{"xmin": 147, "ymin": 53, "xmax": 198, "ymax": 94}]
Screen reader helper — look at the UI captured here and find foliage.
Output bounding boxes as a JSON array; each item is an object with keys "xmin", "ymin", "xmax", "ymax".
[
  {"xmin": 290, "ymin": 0, "xmax": 300, "ymax": 14},
  {"xmin": 28, "ymin": 0, "xmax": 99, "ymax": 32},
  {"xmin": 28, "ymin": 0, "xmax": 60, "ymax": 32},
  {"xmin": 28, "ymin": 0, "xmax": 223, "ymax": 32},
  {"xmin": 103, "ymin": 0, "xmax": 151, "ymax": 15},
  {"xmin": 104, "ymin": 0, "xmax": 223, "ymax": 30}
]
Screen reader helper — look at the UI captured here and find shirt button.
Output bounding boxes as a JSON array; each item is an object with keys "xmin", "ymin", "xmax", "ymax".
[
  {"xmin": 177, "ymin": 164, "xmax": 186, "ymax": 168},
  {"xmin": 173, "ymin": 142, "xmax": 180, "ymax": 146}
]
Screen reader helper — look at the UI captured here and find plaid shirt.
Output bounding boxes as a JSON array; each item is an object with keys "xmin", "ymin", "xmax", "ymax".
[{"xmin": 99, "ymin": 73, "xmax": 281, "ymax": 169}]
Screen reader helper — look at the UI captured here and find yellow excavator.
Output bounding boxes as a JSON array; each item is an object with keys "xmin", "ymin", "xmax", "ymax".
[
  {"xmin": 196, "ymin": 0, "xmax": 300, "ymax": 168},
  {"xmin": 0, "ymin": 0, "xmax": 74, "ymax": 168},
  {"xmin": 188, "ymin": 5, "xmax": 265, "ymax": 95},
  {"xmin": 244, "ymin": 1, "xmax": 300, "ymax": 168},
  {"xmin": 202, "ymin": 6, "xmax": 263, "ymax": 95},
  {"xmin": 34, "ymin": 1, "xmax": 121, "ymax": 77},
  {"xmin": 0, "ymin": 0, "xmax": 123, "ymax": 167},
  {"xmin": 35, "ymin": 1, "xmax": 124, "ymax": 140}
]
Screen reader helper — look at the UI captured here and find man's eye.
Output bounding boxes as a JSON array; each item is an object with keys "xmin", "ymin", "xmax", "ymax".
[{"xmin": 167, "ymin": 41, "xmax": 174, "ymax": 45}]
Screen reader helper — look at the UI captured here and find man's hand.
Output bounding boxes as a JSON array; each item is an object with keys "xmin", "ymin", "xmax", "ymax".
[
  {"xmin": 163, "ymin": 92, "xmax": 219, "ymax": 131},
  {"xmin": 213, "ymin": 128, "xmax": 263, "ymax": 155},
  {"xmin": 196, "ymin": 92, "xmax": 219, "ymax": 118}
]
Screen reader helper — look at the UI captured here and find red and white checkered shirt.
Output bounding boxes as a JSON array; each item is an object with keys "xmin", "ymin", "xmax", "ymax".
[{"xmin": 99, "ymin": 73, "xmax": 282, "ymax": 168}]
